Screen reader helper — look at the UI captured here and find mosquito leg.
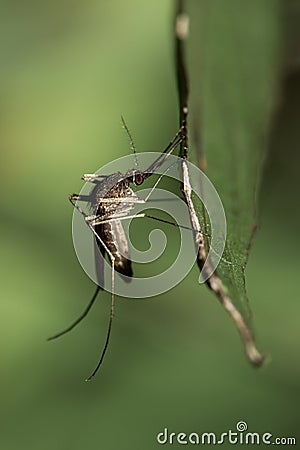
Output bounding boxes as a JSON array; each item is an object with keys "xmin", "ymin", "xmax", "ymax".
[
  {"xmin": 71, "ymin": 193, "xmax": 211, "ymax": 254},
  {"xmin": 70, "ymin": 194, "xmax": 92, "ymax": 204},
  {"xmin": 68, "ymin": 217, "xmax": 117, "ymax": 380},
  {"xmin": 143, "ymin": 159, "xmax": 181, "ymax": 203},
  {"xmin": 89, "ymin": 213, "xmax": 146, "ymax": 226},
  {"xmin": 145, "ymin": 213, "xmax": 235, "ymax": 264},
  {"xmin": 47, "ymin": 286, "xmax": 102, "ymax": 340},
  {"xmin": 48, "ymin": 198, "xmax": 110, "ymax": 341},
  {"xmin": 86, "ymin": 253, "xmax": 115, "ymax": 381},
  {"xmin": 143, "ymin": 213, "xmax": 210, "ymax": 237},
  {"xmin": 70, "ymin": 194, "xmax": 118, "ymax": 267},
  {"xmin": 87, "ymin": 210, "xmax": 210, "ymax": 237},
  {"xmin": 69, "ymin": 196, "xmax": 124, "ymax": 380},
  {"xmin": 82, "ymin": 174, "xmax": 108, "ymax": 183},
  {"xmin": 91, "ymin": 197, "xmax": 145, "ymax": 204},
  {"xmin": 71, "ymin": 193, "xmax": 144, "ymax": 211},
  {"xmin": 69, "ymin": 194, "xmax": 90, "ymax": 215}
]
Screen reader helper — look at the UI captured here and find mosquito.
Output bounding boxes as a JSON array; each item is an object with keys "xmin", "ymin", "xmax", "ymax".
[{"xmin": 48, "ymin": 119, "xmax": 185, "ymax": 381}]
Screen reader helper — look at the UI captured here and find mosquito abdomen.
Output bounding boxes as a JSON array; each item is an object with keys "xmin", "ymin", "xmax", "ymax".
[{"xmin": 96, "ymin": 221, "xmax": 133, "ymax": 281}]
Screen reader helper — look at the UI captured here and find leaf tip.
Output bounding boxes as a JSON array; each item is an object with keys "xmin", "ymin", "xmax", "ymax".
[{"xmin": 247, "ymin": 347, "xmax": 265, "ymax": 368}]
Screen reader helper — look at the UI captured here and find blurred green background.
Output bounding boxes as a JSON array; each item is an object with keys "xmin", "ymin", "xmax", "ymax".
[{"xmin": 1, "ymin": 1, "xmax": 299, "ymax": 449}]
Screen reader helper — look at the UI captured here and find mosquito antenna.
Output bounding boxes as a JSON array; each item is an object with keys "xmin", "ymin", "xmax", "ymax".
[
  {"xmin": 121, "ymin": 115, "xmax": 139, "ymax": 170},
  {"xmin": 47, "ymin": 285, "xmax": 101, "ymax": 340}
]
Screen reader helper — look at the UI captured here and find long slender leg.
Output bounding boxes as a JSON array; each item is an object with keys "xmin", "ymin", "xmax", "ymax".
[
  {"xmin": 47, "ymin": 286, "xmax": 102, "ymax": 340},
  {"xmin": 70, "ymin": 194, "xmax": 92, "ymax": 202},
  {"xmin": 143, "ymin": 213, "xmax": 210, "ymax": 236},
  {"xmin": 89, "ymin": 210, "xmax": 211, "ymax": 237},
  {"xmin": 70, "ymin": 195, "xmax": 115, "ymax": 258},
  {"xmin": 89, "ymin": 211, "xmax": 223, "ymax": 262},
  {"xmin": 142, "ymin": 159, "xmax": 181, "ymax": 203},
  {"xmin": 144, "ymin": 214, "xmax": 233, "ymax": 263},
  {"xmin": 48, "ymin": 197, "xmax": 111, "ymax": 342},
  {"xmin": 144, "ymin": 215, "xmax": 232, "ymax": 264},
  {"xmin": 71, "ymin": 194, "xmax": 215, "ymax": 256},
  {"xmin": 72, "ymin": 193, "xmax": 145, "ymax": 206},
  {"xmin": 82, "ymin": 174, "xmax": 108, "ymax": 183},
  {"xmin": 89, "ymin": 213, "xmax": 145, "ymax": 226},
  {"xmin": 70, "ymin": 194, "xmax": 89, "ymax": 211},
  {"xmin": 72, "ymin": 198, "xmax": 207, "ymax": 379},
  {"xmin": 87, "ymin": 197, "xmax": 145, "ymax": 204},
  {"xmin": 86, "ymin": 252, "xmax": 115, "ymax": 381},
  {"xmin": 70, "ymin": 194, "xmax": 118, "ymax": 380},
  {"xmin": 87, "ymin": 209, "xmax": 228, "ymax": 267}
]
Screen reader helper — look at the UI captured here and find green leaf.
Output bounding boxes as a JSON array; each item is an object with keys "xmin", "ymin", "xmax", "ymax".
[{"xmin": 185, "ymin": 0, "xmax": 282, "ymax": 361}]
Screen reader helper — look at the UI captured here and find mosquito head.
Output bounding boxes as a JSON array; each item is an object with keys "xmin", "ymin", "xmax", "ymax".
[
  {"xmin": 126, "ymin": 169, "xmax": 144, "ymax": 186},
  {"xmin": 133, "ymin": 171, "xmax": 144, "ymax": 185}
]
